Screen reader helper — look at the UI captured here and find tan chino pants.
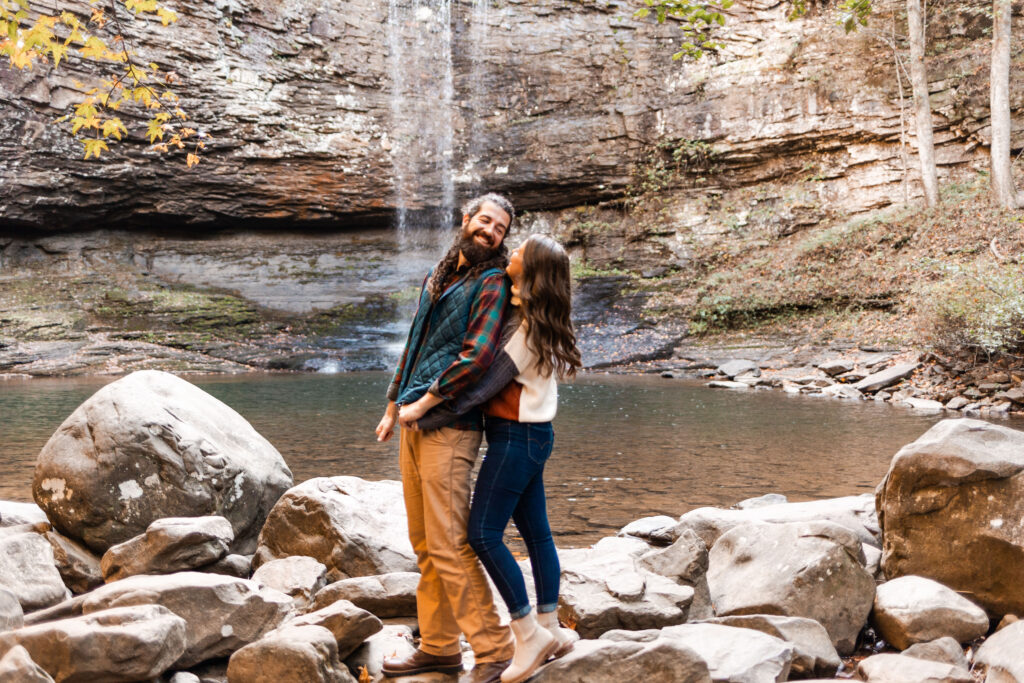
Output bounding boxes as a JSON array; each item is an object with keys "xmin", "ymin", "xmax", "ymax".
[{"xmin": 399, "ymin": 426, "xmax": 514, "ymax": 663}]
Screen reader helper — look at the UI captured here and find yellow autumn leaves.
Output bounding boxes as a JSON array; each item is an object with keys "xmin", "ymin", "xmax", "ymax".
[{"xmin": 0, "ymin": 0, "xmax": 204, "ymax": 167}]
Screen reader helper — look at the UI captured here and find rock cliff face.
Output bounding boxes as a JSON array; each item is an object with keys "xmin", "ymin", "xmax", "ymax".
[{"xmin": 0, "ymin": 0, "xmax": 1018, "ymax": 230}]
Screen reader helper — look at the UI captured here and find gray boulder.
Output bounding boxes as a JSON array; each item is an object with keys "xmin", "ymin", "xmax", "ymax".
[
  {"xmin": 853, "ymin": 362, "xmax": 919, "ymax": 393},
  {"xmin": 717, "ymin": 360, "xmax": 760, "ymax": 379},
  {"xmin": 856, "ymin": 652, "xmax": 972, "ymax": 682},
  {"xmin": 312, "ymin": 572, "xmax": 419, "ymax": 618},
  {"xmin": 253, "ymin": 477, "xmax": 416, "ymax": 582},
  {"xmin": 252, "ymin": 556, "xmax": 327, "ymax": 609},
  {"xmin": 0, "ymin": 501, "xmax": 48, "ymax": 528},
  {"xmin": 975, "ymin": 620, "xmax": 1024, "ymax": 682},
  {"xmin": 877, "ymin": 418, "xmax": 1024, "ymax": 616},
  {"xmin": 707, "ymin": 521, "xmax": 875, "ymax": 655},
  {"xmin": 342, "ymin": 623, "xmax": 416, "ymax": 681},
  {"xmin": 556, "ymin": 537, "xmax": 694, "ymax": 638},
  {"xmin": 0, "ymin": 645, "xmax": 54, "ymax": 682},
  {"xmin": 530, "ymin": 637, "xmax": 712, "ymax": 683},
  {"xmin": 871, "ymin": 575, "xmax": 989, "ymax": 649},
  {"xmin": 821, "ymin": 384, "xmax": 865, "ymax": 400},
  {"xmin": 42, "ymin": 530, "xmax": 103, "ymax": 594},
  {"xmin": 101, "ymin": 516, "xmax": 235, "ymax": 582},
  {"xmin": 700, "ymin": 615, "xmax": 840, "ymax": 678},
  {"xmin": 0, "ymin": 529, "xmax": 71, "ymax": 611},
  {"xmin": 818, "ymin": 359, "xmax": 855, "ymax": 376},
  {"xmin": 602, "ymin": 623, "xmax": 793, "ymax": 682},
  {"xmin": 636, "ymin": 528, "xmax": 712, "ymax": 620},
  {"xmin": 81, "ymin": 571, "xmax": 293, "ymax": 668},
  {"xmin": 227, "ymin": 625, "xmax": 355, "ymax": 683},
  {"xmin": 0, "ymin": 604, "xmax": 187, "ymax": 683},
  {"xmin": 901, "ymin": 637, "xmax": 970, "ymax": 669},
  {"xmin": 0, "ymin": 588, "xmax": 23, "ymax": 633},
  {"xmin": 201, "ymin": 553, "xmax": 253, "ymax": 579},
  {"xmin": 33, "ymin": 370, "xmax": 293, "ymax": 555},
  {"xmin": 277, "ymin": 599, "xmax": 381, "ymax": 659},
  {"xmin": 618, "ymin": 515, "xmax": 677, "ymax": 543}
]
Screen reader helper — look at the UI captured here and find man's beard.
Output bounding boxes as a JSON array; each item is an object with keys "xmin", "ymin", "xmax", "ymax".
[{"xmin": 458, "ymin": 233, "xmax": 499, "ymax": 265}]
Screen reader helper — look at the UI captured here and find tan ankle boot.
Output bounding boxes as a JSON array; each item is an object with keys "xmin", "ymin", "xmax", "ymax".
[
  {"xmin": 536, "ymin": 610, "xmax": 578, "ymax": 659},
  {"xmin": 500, "ymin": 611, "xmax": 557, "ymax": 683}
]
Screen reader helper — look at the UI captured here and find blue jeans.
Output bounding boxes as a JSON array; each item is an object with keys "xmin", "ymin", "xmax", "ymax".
[{"xmin": 468, "ymin": 418, "xmax": 560, "ymax": 620}]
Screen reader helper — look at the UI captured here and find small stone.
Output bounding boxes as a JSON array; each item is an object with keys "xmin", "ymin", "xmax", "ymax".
[
  {"xmin": 871, "ymin": 575, "xmax": 988, "ymax": 650},
  {"xmin": 945, "ymin": 396, "xmax": 969, "ymax": 410},
  {"xmin": 901, "ymin": 636, "xmax": 969, "ymax": 669},
  {"xmin": 252, "ymin": 556, "xmax": 328, "ymax": 609},
  {"xmin": 818, "ymin": 359, "xmax": 855, "ymax": 376},
  {"xmin": 101, "ymin": 516, "xmax": 234, "ymax": 582},
  {"xmin": 707, "ymin": 380, "xmax": 750, "ymax": 390},
  {"xmin": 857, "ymin": 652, "xmax": 971, "ymax": 682},
  {"xmin": 716, "ymin": 359, "xmax": 760, "ymax": 379}
]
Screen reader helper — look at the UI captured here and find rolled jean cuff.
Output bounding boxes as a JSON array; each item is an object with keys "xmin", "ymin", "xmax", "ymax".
[
  {"xmin": 509, "ymin": 604, "xmax": 532, "ymax": 620},
  {"xmin": 537, "ymin": 602, "xmax": 558, "ymax": 614}
]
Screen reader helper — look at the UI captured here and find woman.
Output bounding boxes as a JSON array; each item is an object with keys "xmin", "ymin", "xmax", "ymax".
[{"xmin": 399, "ymin": 234, "xmax": 582, "ymax": 683}]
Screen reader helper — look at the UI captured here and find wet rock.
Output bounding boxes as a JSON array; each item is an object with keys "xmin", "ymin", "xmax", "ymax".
[
  {"xmin": 821, "ymin": 384, "xmax": 865, "ymax": 400},
  {"xmin": 602, "ymin": 623, "xmax": 793, "ymax": 682},
  {"xmin": 853, "ymin": 363, "xmax": 920, "ymax": 393},
  {"xmin": 899, "ymin": 397, "xmax": 944, "ymax": 412},
  {"xmin": 0, "ymin": 529, "xmax": 71, "ymax": 611},
  {"xmin": 42, "ymin": 530, "xmax": 103, "ymax": 594},
  {"xmin": 618, "ymin": 515, "xmax": 677, "ymax": 543},
  {"xmin": 252, "ymin": 556, "xmax": 327, "ymax": 610},
  {"xmin": 856, "ymin": 653, "xmax": 971, "ymax": 682},
  {"xmin": 716, "ymin": 360, "xmax": 760, "ymax": 379},
  {"xmin": 700, "ymin": 615, "xmax": 840, "ymax": 678},
  {"xmin": 201, "ymin": 554, "xmax": 253, "ymax": 579},
  {"xmin": 81, "ymin": 571, "xmax": 293, "ymax": 668},
  {"xmin": 0, "ymin": 588, "xmax": 23, "ymax": 632},
  {"xmin": 556, "ymin": 537, "xmax": 694, "ymax": 638},
  {"xmin": 253, "ymin": 477, "xmax": 416, "ymax": 582},
  {"xmin": 877, "ymin": 418, "xmax": 1024, "ymax": 615},
  {"xmin": 342, "ymin": 623, "xmax": 416, "ymax": 681},
  {"xmin": 530, "ymin": 636, "xmax": 712, "ymax": 683},
  {"xmin": 33, "ymin": 371, "xmax": 293, "ymax": 555},
  {"xmin": 227, "ymin": 624, "xmax": 354, "ymax": 683},
  {"xmin": 277, "ymin": 599, "xmax": 381, "ymax": 659},
  {"xmin": 818, "ymin": 359, "xmax": 855, "ymax": 376},
  {"xmin": 0, "ymin": 644, "xmax": 54, "ymax": 681},
  {"xmin": 0, "ymin": 604, "xmax": 187, "ymax": 683},
  {"xmin": 975, "ymin": 620, "xmax": 1024, "ymax": 682},
  {"xmin": 0, "ymin": 501, "xmax": 48, "ymax": 527},
  {"xmin": 636, "ymin": 529, "xmax": 712, "ymax": 620},
  {"xmin": 707, "ymin": 521, "xmax": 875, "ymax": 655},
  {"xmin": 311, "ymin": 572, "xmax": 419, "ymax": 619},
  {"xmin": 657, "ymin": 494, "xmax": 879, "ymax": 549},
  {"xmin": 901, "ymin": 636, "xmax": 970, "ymax": 669},
  {"xmin": 101, "ymin": 516, "xmax": 235, "ymax": 582},
  {"xmin": 707, "ymin": 380, "xmax": 751, "ymax": 390},
  {"xmin": 871, "ymin": 575, "xmax": 989, "ymax": 649}
]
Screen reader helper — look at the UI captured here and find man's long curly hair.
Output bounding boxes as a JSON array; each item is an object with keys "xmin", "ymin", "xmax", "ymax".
[{"xmin": 425, "ymin": 194, "xmax": 515, "ymax": 304}]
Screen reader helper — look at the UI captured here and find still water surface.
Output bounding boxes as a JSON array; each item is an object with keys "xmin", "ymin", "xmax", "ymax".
[{"xmin": 4, "ymin": 373, "xmax": 1017, "ymax": 547}]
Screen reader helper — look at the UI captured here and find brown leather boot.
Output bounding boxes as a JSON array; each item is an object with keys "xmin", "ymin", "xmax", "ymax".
[
  {"xmin": 459, "ymin": 658, "xmax": 512, "ymax": 683},
  {"xmin": 382, "ymin": 649, "xmax": 463, "ymax": 677}
]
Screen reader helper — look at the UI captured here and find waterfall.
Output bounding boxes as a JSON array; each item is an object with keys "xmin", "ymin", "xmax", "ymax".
[{"xmin": 463, "ymin": 0, "xmax": 491, "ymax": 196}]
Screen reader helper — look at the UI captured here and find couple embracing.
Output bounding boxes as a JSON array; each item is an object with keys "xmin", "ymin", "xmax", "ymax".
[{"xmin": 375, "ymin": 193, "xmax": 581, "ymax": 683}]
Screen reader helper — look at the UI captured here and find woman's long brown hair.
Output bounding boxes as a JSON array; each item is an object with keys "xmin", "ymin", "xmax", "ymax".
[{"xmin": 518, "ymin": 235, "xmax": 582, "ymax": 379}]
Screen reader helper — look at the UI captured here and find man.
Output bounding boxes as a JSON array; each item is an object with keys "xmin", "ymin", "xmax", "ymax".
[{"xmin": 375, "ymin": 193, "xmax": 517, "ymax": 682}]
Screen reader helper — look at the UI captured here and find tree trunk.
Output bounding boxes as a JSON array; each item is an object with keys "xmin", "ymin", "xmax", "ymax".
[
  {"xmin": 906, "ymin": 0, "xmax": 939, "ymax": 206},
  {"xmin": 990, "ymin": 0, "xmax": 1018, "ymax": 208}
]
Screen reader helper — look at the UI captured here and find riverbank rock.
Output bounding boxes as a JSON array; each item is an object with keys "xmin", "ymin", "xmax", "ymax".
[
  {"xmin": 716, "ymin": 360, "xmax": 760, "ymax": 379},
  {"xmin": 0, "ymin": 604, "xmax": 187, "ymax": 682},
  {"xmin": 276, "ymin": 599, "xmax": 382, "ymax": 659},
  {"xmin": 530, "ymin": 636, "xmax": 712, "ymax": 683},
  {"xmin": 342, "ymin": 623, "xmax": 416, "ymax": 681},
  {"xmin": 877, "ymin": 418, "xmax": 1024, "ymax": 615},
  {"xmin": 80, "ymin": 572, "xmax": 293, "ymax": 668},
  {"xmin": 602, "ymin": 623, "xmax": 793, "ymax": 682},
  {"xmin": 0, "ymin": 589, "xmax": 23, "ymax": 632},
  {"xmin": 32, "ymin": 371, "xmax": 293, "ymax": 555},
  {"xmin": 975, "ymin": 621, "xmax": 1024, "ymax": 682},
  {"xmin": 0, "ymin": 529, "xmax": 71, "ymax": 611},
  {"xmin": 853, "ymin": 363, "xmax": 920, "ymax": 393},
  {"xmin": 311, "ymin": 572, "xmax": 419, "ymax": 619},
  {"xmin": 0, "ymin": 501, "xmax": 47, "ymax": 527},
  {"xmin": 657, "ymin": 494, "xmax": 879, "ymax": 551},
  {"xmin": 700, "ymin": 615, "xmax": 840, "ymax": 678},
  {"xmin": 42, "ymin": 530, "xmax": 103, "ymax": 594},
  {"xmin": 0, "ymin": 645, "xmax": 54, "ymax": 682},
  {"xmin": 902, "ymin": 637, "xmax": 970, "ymax": 669},
  {"xmin": 101, "ymin": 516, "xmax": 235, "ymax": 582},
  {"xmin": 200, "ymin": 553, "xmax": 252, "ymax": 579},
  {"xmin": 636, "ymin": 528, "xmax": 713, "ymax": 620},
  {"xmin": 252, "ymin": 556, "xmax": 327, "ymax": 609},
  {"xmin": 707, "ymin": 521, "xmax": 875, "ymax": 655},
  {"xmin": 856, "ymin": 653, "xmax": 972, "ymax": 682},
  {"xmin": 253, "ymin": 477, "xmax": 416, "ymax": 582},
  {"xmin": 556, "ymin": 537, "xmax": 694, "ymax": 638},
  {"xmin": 871, "ymin": 576, "xmax": 989, "ymax": 649},
  {"xmin": 227, "ymin": 624, "xmax": 354, "ymax": 683},
  {"xmin": 619, "ymin": 515, "xmax": 677, "ymax": 543}
]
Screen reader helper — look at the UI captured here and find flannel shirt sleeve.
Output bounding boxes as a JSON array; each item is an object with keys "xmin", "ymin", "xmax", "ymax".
[
  {"xmin": 387, "ymin": 274, "xmax": 429, "ymax": 402},
  {"xmin": 428, "ymin": 272, "xmax": 509, "ymax": 401}
]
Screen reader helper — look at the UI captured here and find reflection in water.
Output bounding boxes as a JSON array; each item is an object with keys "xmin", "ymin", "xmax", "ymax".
[{"xmin": 3, "ymin": 373, "xmax": 1018, "ymax": 547}]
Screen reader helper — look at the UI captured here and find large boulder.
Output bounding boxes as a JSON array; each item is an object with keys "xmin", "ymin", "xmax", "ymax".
[
  {"xmin": 555, "ymin": 537, "xmax": 694, "ymax": 638},
  {"xmin": 876, "ymin": 418, "xmax": 1024, "ymax": 615},
  {"xmin": 0, "ymin": 588, "xmax": 24, "ymax": 632},
  {"xmin": 81, "ymin": 571, "xmax": 293, "ymax": 668},
  {"xmin": 707, "ymin": 521, "xmax": 875, "ymax": 655},
  {"xmin": 253, "ymin": 477, "xmax": 416, "ymax": 582},
  {"xmin": 311, "ymin": 572, "xmax": 419, "ymax": 619},
  {"xmin": 0, "ymin": 604, "xmax": 187, "ymax": 683},
  {"xmin": 0, "ymin": 645, "xmax": 54, "ymax": 682},
  {"xmin": 277, "ymin": 599, "xmax": 382, "ymax": 659},
  {"xmin": 700, "ymin": 615, "xmax": 840, "ymax": 678},
  {"xmin": 602, "ymin": 623, "xmax": 793, "ymax": 683},
  {"xmin": 101, "ymin": 516, "xmax": 235, "ymax": 582},
  {"xmin": 33, "ymin": 370, "xmax": 293, "ymax": 555},
  {"xmin": 975, "ymin": 620, "xmax": 1024, "ymax": 683},
  {"xmin": 530, "ymin": 636, "xmax": 712, "ymax": 683},
  {"xmin": 227, "ymin": 625, "xmax": 355, "ymax": 683},
  {"xmin": 636, "ymin": 528, "xmax": 713, "ymax": 620},
  {"xmin": 856, "ymin": 653, "xmax": 972, "ymax": 683},
  {"xmin": 657, "ymin": 494, "xmax": 879, "ymax": 549},
  {"xmin": 0, "ymin": 529, "xmax": 71, "ymax": 611},
  {"xmin": 871, "ymin": 576, "xmax": 989, "ymax": 650}
]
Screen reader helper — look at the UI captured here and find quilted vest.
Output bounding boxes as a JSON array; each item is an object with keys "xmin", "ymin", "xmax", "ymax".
[{"xmin": 396, "ymin": 267, "xmax": 505, "ymax": 408}]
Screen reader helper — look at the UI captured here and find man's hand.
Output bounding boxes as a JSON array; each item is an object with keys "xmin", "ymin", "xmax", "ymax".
[
  {"xmin": 398, "ymin": 392, "xmax": 443, "ymax": 429},
  {"xmin": 376, "ymin": 401, "xmax": 398, "ymax": 442}
]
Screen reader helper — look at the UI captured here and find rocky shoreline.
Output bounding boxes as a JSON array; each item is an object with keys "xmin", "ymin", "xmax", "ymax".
[{"xmin": 2, "ymin": 370, "xmax": 1024, "ymax": 682}]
